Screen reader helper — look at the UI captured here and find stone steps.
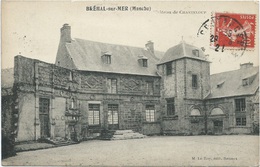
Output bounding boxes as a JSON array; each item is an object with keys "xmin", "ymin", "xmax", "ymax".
[
  {"xmin": 38, "ymin": 137, "xmax": 78, "ymax": 146},
  {"xmin": 111, "ymin": 130, "xmax": 146, "ymax": 140}
]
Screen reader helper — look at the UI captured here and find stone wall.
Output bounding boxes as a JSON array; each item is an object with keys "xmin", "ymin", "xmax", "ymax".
[
  {"xmin": 159, "ymin": 58, "xmax": 210, "ymax": 135},
  {"xmin": 2, "ymin": 95, "xmax": 16, "ymax": 158},
  {"xmin": 2, "ymin": 95, "xmax": 13, "ymax": 138},
  {"xmin": 52, "ymin": 97, "xmax": 66, "ymax": 138},
  {"xmin": 16, "ymin": 93, "xmax": 36, "ymax": 142},
  {"xmin": 13, "ymin": 55, "xmax": 161, "ymax": 141},
  {"xmin": 206, "ymin": 95, "xmax": 257, "ymax": 134},
  {"xmin": 185, "ymin": 59, "xmax": 210, "ymax": 99}
]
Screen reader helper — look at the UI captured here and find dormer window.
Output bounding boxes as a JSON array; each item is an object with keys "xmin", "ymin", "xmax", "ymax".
[
  {"xmin": 242, "ymin": 78, "xmax": 249, "ymax": 86},
  {"xmin": 217, "ymin": 81, "xmax": 225, "ymax": 88},
  {"xmin": 242, "ymin": 73, "xmax": 257, "ymax": 86},
  {"xmin": 102, "ymin": 52, "xmax": 112, "ymax": 64},
  {"xmin": 138, "ymin": 55, "xmax": 148, "ymax": 67},
  {"xmin": 104, "ymin": 55, "xmax": 111, "ymax": 64},
  {"xmin": 192, "ymin": 49, "xmax": 199, "ymax": 57},
  {"xmin": 143, "ymin": 59, "xmax": 148, "ymax": 67}
]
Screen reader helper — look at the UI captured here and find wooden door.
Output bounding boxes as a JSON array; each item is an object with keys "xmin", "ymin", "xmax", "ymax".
[
  {"xmin": 39, "ymin": 98, "xmax": 50, "ymax": 138},
  {"xmin": 213, "ymin": 120, "xmax": 223, "ymax": 134}
]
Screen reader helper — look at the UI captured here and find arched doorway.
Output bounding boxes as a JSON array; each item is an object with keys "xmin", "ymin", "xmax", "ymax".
[
  {"xmin": 190, "ymin": 108, "xmax": 202, "ymax": 135},
  {"xmin": 210, "ymin": 108, "xmax": 225, "ymax": 134}
]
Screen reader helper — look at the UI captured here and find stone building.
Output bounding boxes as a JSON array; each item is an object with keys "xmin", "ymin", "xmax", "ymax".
[
  {"xmin": 206, "ymin": 63, "xmax": 259, "ymax": 134},
  {"xmin": 157, "ymin": 42, "xmax": 211, "ymax": 135},
  {"xmin": 1, "ymin": 24, "xmax": 259, "ymax": 143},
  {"xmin": 3, "ymin": 24, "xmax": 164, "ymax": 142}
]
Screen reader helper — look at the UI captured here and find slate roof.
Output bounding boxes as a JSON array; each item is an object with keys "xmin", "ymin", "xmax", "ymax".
[
  {"xmin": 1, "ymin": 68, "xmax": 14, "ymax": 89},
  {"xmin": 207, "ymin": 66, "xmax": 259, "ymax": 99},
  {"xmin": 158, "ymin": 41, "xmax": 208, "ymax": 64},
  {"xmin": 65, "ymin": 38, "xmax": 164, "ymax": 76}
]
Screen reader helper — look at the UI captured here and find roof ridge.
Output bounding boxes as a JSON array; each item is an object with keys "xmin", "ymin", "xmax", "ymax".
[
  {"xmin": 74, "ymin": 38, "xmax": 164, "ymax": 53},
  {"xmin": 211, "ymin": 66, "xmax": 259, "ymax": 76}
]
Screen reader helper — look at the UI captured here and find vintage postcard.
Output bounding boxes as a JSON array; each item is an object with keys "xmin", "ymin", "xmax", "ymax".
[{"xmin": 1, "ymin": 1, "xmax": 259, "ymax": 166}]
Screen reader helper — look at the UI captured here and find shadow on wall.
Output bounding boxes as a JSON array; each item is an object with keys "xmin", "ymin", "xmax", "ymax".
[
  {"xmin": 2, "ymin": 130, "xmax": 16, "ymax": 159},
  {"xmin": 2, "ymin": 95, "xmax": 16, "ymax": 159}
]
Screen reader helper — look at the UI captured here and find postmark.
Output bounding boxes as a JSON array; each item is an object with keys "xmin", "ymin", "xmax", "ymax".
[
  {"xmin": 197, "ymin": 12, "xmax": 256, "ymax": 57},
  {"xmin": 213, "ymin": 13, "xmax": 256, "ymax": 49}
]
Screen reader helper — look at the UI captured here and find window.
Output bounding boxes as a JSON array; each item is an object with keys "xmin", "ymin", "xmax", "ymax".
[
  {"xmin": 236, "ymin": 117, "xmax": 246, "ymax": 126},
  {"xmin": 108, "ymin": 104, "xmax": 119, "ymax": 125},
  {"xmin": 235, "ymin": 98, "xmax": 246, "ymax": 112},
  {"xmin": 166, "ymin": 62, "xmax": 172, "ymax": 76},
  {"xmin": 39, "ymin": 98, "xmax": 50, "ymax": 114},
  {"xmin": 242, "ymin": 74, "xmax": 257, "ymax": 86},
  {"xmin": 138, "ymin": 56, "xmax": 148, "ymax": 67},
  {"xmin": 190, "ymin": 109, "xmax": 201, "ymax": 116},
  {"xmin": 192, "ymin": 49, "xmax": 199, "ymax": 57},
  {"xmin": 143, "ymin": 59, "xmax": 148, "ymax": 67},
  {"xmin": 69, "ymin": 72, "xmax": 73, "ymax": 81},
  {"xmin": 145, "ymin": 81, "xmax": 153, "ymax": 95},
  {"xmin": 102, "ymin": 54, "xmax": 111, "ymax": 64},
  {"xmin": 211, "ymin": 108, "xmax": 224, "ymax": 115},
  {"xmin": 107, "ymin": 78, "xmax": 117, "ymax": 93},
  {"xmin": 39, "ymin": 98, "xmax": 50, "ymax": 138},
  {"xmin": 88, "ymin": 104, "xmax": 100, "ymax": 125},
  {"xmin": 192, "ymin": 74, "xmax": 198, "ymax": 88},
  {"xmin": 166, "ymin": 98, "xmax": 175, "ymax": 116},
  {"xmin": 70, "ymin": 98, "xmax": 76, "ymax": 109},
  {"xmin": 242, "ymin": 78, "xmax": 249, "ymax": 86},
  {"xmin": 145, "ymin": 105, "xmax": 155, "ymax": 122}
]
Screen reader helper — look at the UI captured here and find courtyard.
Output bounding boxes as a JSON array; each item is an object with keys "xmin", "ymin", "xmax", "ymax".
[{"xmin": 2, "ymin": 135, "xmax": 259, "ymax": 166}]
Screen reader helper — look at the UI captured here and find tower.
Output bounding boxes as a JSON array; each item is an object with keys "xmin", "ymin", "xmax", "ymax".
[{"xmin": 157, "ymin": 40, "xmax": 210, "ymax": 134}]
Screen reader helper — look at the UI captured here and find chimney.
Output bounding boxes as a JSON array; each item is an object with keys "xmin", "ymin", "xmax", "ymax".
[
  {"xmin": 145, "ymin": 40, "xmax": 154, "ymax": 54},
  {"xmin": 240, "ymin": 62, "xmax": 253, "ymax": 69},
  {"xmin": 60, "ymin": 23, "xmax": 71, "ymax": 43}
]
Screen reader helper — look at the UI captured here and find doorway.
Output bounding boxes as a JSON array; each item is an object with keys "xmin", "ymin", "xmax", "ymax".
[
  {"xmin": 39, "ymin": 98, "xmax": 50, "ymax": 138},
  {"xmin": 108, "ymin": 104, "xmax": 119, "ymax": 130},
  {"xmin": 213, "ymin": 120, "xmax": 223, "ymax": 134}
]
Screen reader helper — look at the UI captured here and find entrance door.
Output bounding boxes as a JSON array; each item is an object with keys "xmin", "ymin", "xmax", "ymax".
[
  {"xmin": 108, "ymin": 104, "xmax": 119, "ymax": 130},
  {"xmin": 213, "ymin": 120, "xmax": 223, "ymax": 134},
  {"xmin": 39, "ymin": 98, "xmax": 50, "ymax": 138}
]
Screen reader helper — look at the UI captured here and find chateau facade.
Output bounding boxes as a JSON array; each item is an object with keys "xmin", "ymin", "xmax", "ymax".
[{"xmin": 2, "ymin": 24, "xmax": 259, "ymax": 142}]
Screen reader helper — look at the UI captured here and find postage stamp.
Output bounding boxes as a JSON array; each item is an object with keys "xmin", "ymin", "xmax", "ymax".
[{"xmin": 212, "ymin": 13, "xmax": 256, "ymax": 49}]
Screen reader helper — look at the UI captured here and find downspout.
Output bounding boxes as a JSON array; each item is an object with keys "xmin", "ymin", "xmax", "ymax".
[
  {"xmin": 51, "ymin": 64, "xmax": 55, "ymax": 139},
  {"xmin": 34, "ymin": 62, "xmax": 38, "ymax": 140},
  {"xmin": 156, "ymin": 69, "xmax": 164, "ymax": 135}
]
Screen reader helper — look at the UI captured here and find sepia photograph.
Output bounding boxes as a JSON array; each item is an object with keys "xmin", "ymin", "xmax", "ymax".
[{"xmin": 1, "ymin": 1, "xmax": 259, "ymax": 166}]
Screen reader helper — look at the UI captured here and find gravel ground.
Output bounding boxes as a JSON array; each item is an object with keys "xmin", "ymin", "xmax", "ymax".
[{"xmin": 2, "ymin": 135, "xmax": 259, "ymax": 166}]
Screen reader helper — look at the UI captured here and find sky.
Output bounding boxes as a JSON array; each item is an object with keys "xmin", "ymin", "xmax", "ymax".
[{"xmin": 1, "ymin": 1, "xmax": 259, "ymax": 74}]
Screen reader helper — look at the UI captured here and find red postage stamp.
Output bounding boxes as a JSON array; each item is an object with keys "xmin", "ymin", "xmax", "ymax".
[{"xmin": 213, "ymin": 13, "xmax": 256, "ymax": 50}]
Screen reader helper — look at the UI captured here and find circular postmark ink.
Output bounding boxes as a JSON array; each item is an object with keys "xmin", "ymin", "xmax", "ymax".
[{"xmin": 197, "ymin": 13, "xmax": 255, "ymax": 57}]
